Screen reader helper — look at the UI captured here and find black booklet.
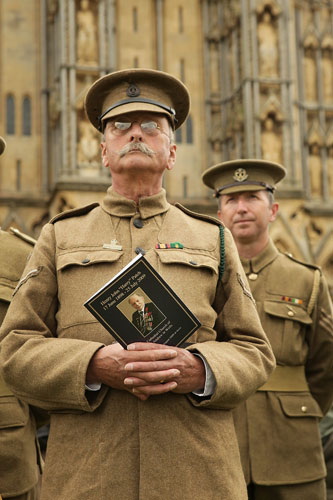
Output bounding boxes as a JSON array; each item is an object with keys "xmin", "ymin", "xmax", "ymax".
[{"xmin": 84, "ymin": 254, "xmax": 201, "ymax": 348}]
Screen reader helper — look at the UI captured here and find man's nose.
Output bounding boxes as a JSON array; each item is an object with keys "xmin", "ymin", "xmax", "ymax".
[
  {"xmin": 236, "ymin": 199, "xmax": 248, "ymax": 213},
  {"xmin": 130, "ymin": 122, "xmax": 143, "ymax": 141}
]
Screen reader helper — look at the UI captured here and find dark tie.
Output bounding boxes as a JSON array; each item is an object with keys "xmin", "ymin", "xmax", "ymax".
[{"xmin": 140, "ymin": 311, "xmax": 145, "ymax": 331}]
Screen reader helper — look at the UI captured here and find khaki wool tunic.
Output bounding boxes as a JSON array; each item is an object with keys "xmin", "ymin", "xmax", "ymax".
[
  {"xmin": 0, "ymin": 229, "xmax": 41, "ymax": 498},
  {"xmin": 233, "ymin": 239, "xmax": 333, "ymax": 486},
  {"xmin": 0, "ymin": 188, "xmax": 275, "ymax": 500}
]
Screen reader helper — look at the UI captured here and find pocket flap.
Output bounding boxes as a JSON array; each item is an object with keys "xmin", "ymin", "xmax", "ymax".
[
  {"xmin": 278, "ymin": 394, "xmax": 323, "ymax": 418},
  {"xmin": 57, "ymin": 249, "xmax": 123, "ymax": 271},
  {"xmin": 0, "ymin": 396, "xmax": 29, "ymax": 428},
  {"xmin": 156, "ymin": 249, "xmax": 218, "ymax": 274},
  {"xmin": 264, "ymin": 300, "xmax": 312, "ymax": 325}
]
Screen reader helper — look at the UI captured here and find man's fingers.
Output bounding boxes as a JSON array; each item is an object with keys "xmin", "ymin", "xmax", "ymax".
[
  {"xmin": 130, "ymin": 390, "xmax": 149, "ymax": 401},
  {"xmin": 124, "ymin": 368, "xmax": 180, "ymax": 386},
  {"xmin": 131, "ymin": 381, "xmax": 178, "ymax": 396},
  {"xmin": 127, "ymin": 342, "xmax": 178, "ymax": 352},
  {"xmin": 124, "ymin": 361, "xmax": 176, "ymax": 372},
  {"xmin": 124, "ymin": 350, "xmax": 177, "ymax": 370}
]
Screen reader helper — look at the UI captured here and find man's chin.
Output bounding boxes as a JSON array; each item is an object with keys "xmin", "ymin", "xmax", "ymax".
[{"xmin": 233, "ymin": 228, "xmax": 255, "ymax": 241}]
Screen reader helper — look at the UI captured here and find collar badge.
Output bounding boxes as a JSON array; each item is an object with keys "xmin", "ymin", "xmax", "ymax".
[
  {"xmin": 127, "ymin": 84, "xmax": 140, "ymax": 98},
  {"xmin": 233, "ymin": 168, "xmax": 248, "ymax": 182}
]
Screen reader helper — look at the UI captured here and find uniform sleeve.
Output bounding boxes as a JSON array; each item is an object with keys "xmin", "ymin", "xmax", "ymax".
[
  {"xmin": 0, "ymin": 223, "xmax": 108, "ymax": 413},
  {"xmin": 187, "ymin": 227, "xmax": 276, "ymax": 410},
  {"xmin": 305, "ymin": 273, "xmax": 333, "ymax": 415}
]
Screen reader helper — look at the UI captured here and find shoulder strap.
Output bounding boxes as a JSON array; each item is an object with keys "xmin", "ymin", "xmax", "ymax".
[
  {"xmin": 219, "ymin": 225, "xmax": 225, "ymax": 281},
  {"xmin": 50, "ymin": 202, "xmax": 99, "ymax": 224},
  {"xmin": 307, "ymin": 268, "xmax": 321, "ymax": 315}
]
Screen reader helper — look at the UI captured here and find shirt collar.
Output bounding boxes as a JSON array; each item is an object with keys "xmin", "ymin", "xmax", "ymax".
[
  {"xmin": 101, "ymin": 186, "xmax": 170, "ymax": 219},
  {"xmin": 240, "ymin": 238, "xmax": 279, "ymax": 274}
]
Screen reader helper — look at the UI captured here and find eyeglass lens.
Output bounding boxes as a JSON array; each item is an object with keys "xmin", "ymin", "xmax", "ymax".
[{"xmin": 113, "ymin": 120, "xmax": 159, "ymax": 134}]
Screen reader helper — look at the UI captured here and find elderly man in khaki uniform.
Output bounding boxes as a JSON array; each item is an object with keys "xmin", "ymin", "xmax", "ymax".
[
  {"xmin": 0, "ymin": 70, "xmax": 275, "ymax": 500},
  {"xmin": 202, "ymin": 159, "xmax": 333, "ymax": 500},
  {"xmin": 0, "ymin": 135, "xmax": 42, "ymax": 500}
]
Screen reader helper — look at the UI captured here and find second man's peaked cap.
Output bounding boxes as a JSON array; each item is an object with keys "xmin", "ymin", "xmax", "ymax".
[
  {"xmin": 0, "ymin": 136, "xmax": 6, "ymax": 156},
  {"xmin": 202, "ymin": 159, "xmax": 286, "ymax": 196},
  {"xmin": 84, "ymin": 68, "xmax": 190, "ymax": 132}
]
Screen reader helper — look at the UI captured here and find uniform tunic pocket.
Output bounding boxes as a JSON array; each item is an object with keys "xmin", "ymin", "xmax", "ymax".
[
  {"xmin": 155, "ymin": 248, "xmax": 219, "ymax": 332},
  {"xmin": 56, "ymin": 249, "xmax": 123, "ymax": 337},
  {"xmin": 263, "ymin": 300, "xmax": 312, "ymax": 363},
  {"xmin": 278, "ymin": 393, "xmax": 323, "ymax": 419}
]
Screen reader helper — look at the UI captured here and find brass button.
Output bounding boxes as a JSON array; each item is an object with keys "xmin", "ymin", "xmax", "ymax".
[
  {"xmin": 189, "ymin": 260, "xmax": 197, "ymax": 266},
  {"xmin": 82, "ymin": 258, "xmax": 90, "ymax": 264},
  {"xmin": 135, "ymin": 247, "xmax": 145, "ymax": 255},
  {"xmin": 133, "ymin": 218, "xmax": 144, "ymax": 228},
  {"xmin": 288, "ymin": 311, "xmax": 295, "ymax": 317},
  {"xmin": 248, "ymin": 273, "xmax": 258, "ymax": 281},
  {"xmin": 301, "ymin": 406, "xmax": 307, "ymax": 413}
]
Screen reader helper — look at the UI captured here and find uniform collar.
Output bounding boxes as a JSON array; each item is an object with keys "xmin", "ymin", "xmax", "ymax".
[
  {"xmin": 101, "ymin": 186, "xmax": 170, "ymax": 219},
  {"xmin": 240, "ymin": 238, "xmax": 279, "ymax": 274}
]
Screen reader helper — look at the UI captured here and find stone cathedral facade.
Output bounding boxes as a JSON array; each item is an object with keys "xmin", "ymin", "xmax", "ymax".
[{"xmin": 0, "ymin": 0, "xmax": 332, "ymax": 289}]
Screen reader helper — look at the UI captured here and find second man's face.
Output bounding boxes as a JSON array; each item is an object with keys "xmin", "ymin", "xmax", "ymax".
[{"xmin": 218, "ymin": 190, "xmax": 278, "ymax": 244}]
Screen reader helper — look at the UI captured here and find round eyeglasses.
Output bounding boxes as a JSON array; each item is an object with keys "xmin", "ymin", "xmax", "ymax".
[{"xmin": 109, "ymin": 120, "xmax": 169, "ymax": 137}]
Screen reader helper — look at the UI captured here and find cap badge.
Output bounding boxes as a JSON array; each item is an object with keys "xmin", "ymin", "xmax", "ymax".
[
  {"xmin": 127, "ymin": 84, "xmax": 140, "ymax": 98},
  {"xmin": 233, "ymin": 168, "xmax": 248, "ymax": 182}
]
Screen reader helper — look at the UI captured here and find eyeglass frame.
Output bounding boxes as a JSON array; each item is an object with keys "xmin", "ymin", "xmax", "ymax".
[{"xmin": 105, "ymin": 118, "xmax": 172, "ymax": 139}]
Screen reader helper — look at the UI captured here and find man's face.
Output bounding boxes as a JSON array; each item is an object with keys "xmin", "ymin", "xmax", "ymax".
[
  {"xmin": 100, "ymin": 111, "xmax": 176, "ymax": 177},
  {"xmin": 218, "ymin": 190, "xmax": 279, "ymax": 244},
  {"xmin": 129, "ymin": 294, "xmax": 145, "ymax": 311}
]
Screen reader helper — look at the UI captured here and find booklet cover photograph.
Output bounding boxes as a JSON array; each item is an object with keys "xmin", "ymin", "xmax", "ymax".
[{"xmin": 84, "ymin": 254, "xmax": 201, "ymax": 348}]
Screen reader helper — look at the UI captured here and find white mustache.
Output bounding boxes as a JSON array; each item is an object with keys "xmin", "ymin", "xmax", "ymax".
[{"xmin": 117, "ymin": 142, "xmax": 156, "ymax": 158}]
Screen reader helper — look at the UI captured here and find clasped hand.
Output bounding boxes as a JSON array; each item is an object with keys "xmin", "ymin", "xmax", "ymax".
[{"xmin": 86, "ymin": 342, "xmax": 205, "ymax": 401}]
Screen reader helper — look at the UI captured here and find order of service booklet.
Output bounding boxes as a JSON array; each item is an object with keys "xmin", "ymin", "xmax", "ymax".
[{"xmin": 84, "ymin": 254, "xmax": 201, "ymax": 348}]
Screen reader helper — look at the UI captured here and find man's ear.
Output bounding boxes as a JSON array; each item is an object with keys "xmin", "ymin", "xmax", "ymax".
[
  {"xmin": 269, "ymin": 202, "xmax": 279, "ymax": 223},
  {"xmin": 101, "ymin": 142, "xmax": 109, "ymax": 168},
  {"xmin": 166, "ymin": 143, "xmax": 177, "ymax": 171}
]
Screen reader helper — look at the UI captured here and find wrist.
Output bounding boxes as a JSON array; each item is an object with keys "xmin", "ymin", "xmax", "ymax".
[
  {"xmin": 192, "ymin": 355, "xmax": 206, "ymax": 391},
  {"xmin": 86, "ymin": 348, "xmax": 103, "ymax": 385}
]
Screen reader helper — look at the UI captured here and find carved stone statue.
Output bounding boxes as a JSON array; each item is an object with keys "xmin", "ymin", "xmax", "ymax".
[
  {"xmin": 211, "ymin": 139, "xmax": 223, "ymax": 166},
  {"xmin": 48, "ymin": 0, "xmax": 58, "ymax": 22},
  {"xmin": 304, "ymin": 49, "xmax": 317, "ymax": 102},
  {"xmin": 209, "ymin": 41, "xmax": 220, "ymax": 94},
  {"xmin": 261, "ymin": 116, "xmax": 282, "ymax": 164},
  {"xmin": 208, "ymin": 1, "xmax": 220, "ymax": 41},
  {"xmin": 77, "ymin": 120, "xmax": 100, "ymax": 166},
  {"xmin": 257, "ymin": 10, "xmax": 279, "ymax": 77},
  {"xmin": 48, "ymin": 88, "xmax": 60, "ymax": 128},
  {"xmin": 328, "ymin": 145, "xmax": 333, "ymax": 199},
  {"xmin": 76, "ymin": 0, "xmax": 98, "ymax": 66},
  {"xmin": 322, "ymin": 49, "xmax": 333, "ymax": 103},
  {"xmin": 308, "ymin": 142, "xmax": 322, "ymax": 199},
  {"xmin": 210, "ymin": 104, "xmax": 223, "ymax": 143},
  {"xmin": 228, "ymin": 38, "xmax": 236, "ymax": 89}
]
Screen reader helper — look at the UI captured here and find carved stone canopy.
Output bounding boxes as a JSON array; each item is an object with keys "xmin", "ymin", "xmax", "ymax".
[
  {"xmin": 256, "ymin": 0, "xmax": 281, "ymax": 18},
  {"xmin": 260, "ymin": 91, "xmax": 284, "ymax": 123},
  {"xmin": 307, "ymin": 121, "xmax": 324, "ymax": 146},
  {"xmin": 303, "ymin": 25, "xmax": 320, "ymax": 49}
]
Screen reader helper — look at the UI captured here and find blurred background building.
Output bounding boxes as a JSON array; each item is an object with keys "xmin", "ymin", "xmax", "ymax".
[{"xmin": 0, "ymin": 0, "xmax": 333, "ymax": 289}]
